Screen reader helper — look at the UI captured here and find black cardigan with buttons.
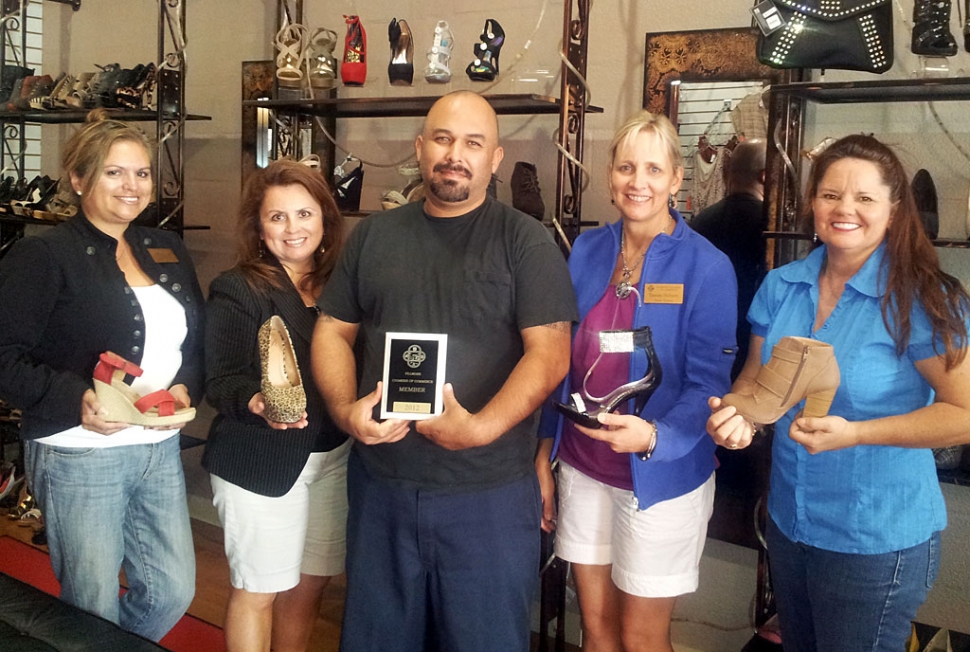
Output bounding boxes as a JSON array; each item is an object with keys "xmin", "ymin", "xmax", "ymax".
[{"xmin": 0, "ymin": 212, "xmax": 205, "ymax": 439}]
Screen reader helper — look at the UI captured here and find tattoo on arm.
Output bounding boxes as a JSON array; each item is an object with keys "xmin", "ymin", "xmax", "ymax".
[{"xmin": 541, "ymin": 321, "xmax": 571, "ymax": 334}]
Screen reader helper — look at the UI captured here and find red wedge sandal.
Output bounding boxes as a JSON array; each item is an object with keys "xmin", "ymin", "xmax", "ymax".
[{"xmin": 93, "ymin": 351, "xmax": 196, "ymax": 427}]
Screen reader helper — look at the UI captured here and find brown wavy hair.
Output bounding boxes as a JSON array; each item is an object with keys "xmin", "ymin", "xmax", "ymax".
[
  {"xmin": 236, "ymin": 159, "xmax": 344, "ymax": 298},
  {"xmin": 804, "ymin": 134, "xmax": 970, "ymax": 369}
]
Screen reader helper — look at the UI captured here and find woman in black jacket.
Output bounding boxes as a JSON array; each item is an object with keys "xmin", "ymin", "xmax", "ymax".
[
  {"xmin": 202, "ymin": 159, "xmax": 347, "ymax": 652},
  {"xmin": 0, "ymin": 110, "xmax": 203, "ymax": 641}
]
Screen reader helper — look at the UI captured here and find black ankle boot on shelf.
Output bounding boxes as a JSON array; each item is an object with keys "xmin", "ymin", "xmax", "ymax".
[
  {"xmin": 387, "ymin": 18, "xmax": 413, "ymax": 86},
  {"xmin": 912, "ymin": 0, "xmax": 958, "ymax": 56},
  {"xmin": 466, "ymin": 18, "xmax": 505, "ymax": 82},
  {"xmin": 511, "ymin": 162, "xmax": 545, "ymax": 221}
]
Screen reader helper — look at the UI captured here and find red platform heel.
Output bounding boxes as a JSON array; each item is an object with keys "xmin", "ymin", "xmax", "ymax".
[
  {"xmin": 93, "ymin": 351, "xmax": 195, "ymax": 427},
  {"xmin": 342, "ymin": 15, "xmax": 367, "ymax": 86}
]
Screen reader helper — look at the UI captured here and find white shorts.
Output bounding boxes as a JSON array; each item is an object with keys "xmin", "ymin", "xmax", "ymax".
[
  {"xmin": 554, "ymin": 461, "xmax": 714, "ymax": 598},
  {"xmin": 210, "ymin": 440, "xmax": 351, "ymax": 593}
]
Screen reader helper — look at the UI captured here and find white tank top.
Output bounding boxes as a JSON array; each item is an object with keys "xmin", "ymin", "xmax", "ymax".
[{"xmin": 36, "ymin": 284, "xmax": 189, "ymax": 448}]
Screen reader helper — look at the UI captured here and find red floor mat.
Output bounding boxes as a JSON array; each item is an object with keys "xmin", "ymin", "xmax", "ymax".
[{"xmin": 0, "ymin": 535, "xmax": 225, "ymax": 652}]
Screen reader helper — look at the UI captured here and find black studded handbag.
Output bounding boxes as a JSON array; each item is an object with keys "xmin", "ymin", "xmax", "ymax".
[{"xmin": 753, "ymin": 0, "xmax": 894, "ymax": 73}]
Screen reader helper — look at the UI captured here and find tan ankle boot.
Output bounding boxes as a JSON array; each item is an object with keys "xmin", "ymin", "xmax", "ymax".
[
  {"xmin": 259, "ymin": 316, "xmax": 306, "ymax": 424},
  {"xmin": 722, "ymin": 336, "xmax": 840, "ymax": 424}
]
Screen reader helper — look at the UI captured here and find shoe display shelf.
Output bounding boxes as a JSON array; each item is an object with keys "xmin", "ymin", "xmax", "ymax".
[
  {"xmin": 0, "ymin": 0, "xmax": 211, "ymax": 260},
  {"xmin": 765, "ymin": 76, "xmax": 970, "ymax": 266},
  {"xmin": 243, "ymin": 0, "xmax": 600, "ymax": 251}
]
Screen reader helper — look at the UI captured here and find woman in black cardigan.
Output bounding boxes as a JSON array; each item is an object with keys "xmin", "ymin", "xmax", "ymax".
[
  {"xmin": 202, "ymin": 159, "xmax": 347, "ymax": 652},
  {"xmin": 0, "ymin": 111, "xmax": 203, "ymax": 641}
]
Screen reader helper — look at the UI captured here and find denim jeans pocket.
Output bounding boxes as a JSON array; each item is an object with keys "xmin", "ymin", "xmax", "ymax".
[
  {"xmin": 46, "ymin": 445, "xmax": 98, "ymax": 458},
  {"xmin": 926, "ymin": 530, "xmax": 941, "ymax": 589}
]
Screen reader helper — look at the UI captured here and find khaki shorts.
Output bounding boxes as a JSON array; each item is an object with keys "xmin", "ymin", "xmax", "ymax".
[{"xmin": 210, "ymin": 440, "xmax": 351, "ymax": 593}]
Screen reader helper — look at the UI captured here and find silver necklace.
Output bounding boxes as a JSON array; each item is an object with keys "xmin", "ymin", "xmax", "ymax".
[{"xmin": 615, "ymin": 216, "xmax": 672, "ymax": 299}]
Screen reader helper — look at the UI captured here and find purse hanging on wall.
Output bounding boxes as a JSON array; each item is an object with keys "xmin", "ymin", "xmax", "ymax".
[{"xmin": 752, "ymin": 0, "xmax": 894, "ymax": 73}]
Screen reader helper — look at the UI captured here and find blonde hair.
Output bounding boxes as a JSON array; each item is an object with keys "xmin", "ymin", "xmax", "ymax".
[
  {"xmin": 60, "ymin": 108, "xmax": 154, "ymax": 204},
  {"xmin": 608, "ymin": 110, "xmax": 683, "ymax": 172}
]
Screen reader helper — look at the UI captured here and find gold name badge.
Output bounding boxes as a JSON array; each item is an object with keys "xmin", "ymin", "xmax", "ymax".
[
  {"xmin": 148, "ymin": 248, "xmax": 179, "ymax": 263},
  {"xmin": 642, "ymin": 283, "xmax": 684, "ymax": 304}
]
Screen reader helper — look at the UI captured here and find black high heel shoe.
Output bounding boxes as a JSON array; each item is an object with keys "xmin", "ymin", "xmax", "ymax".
[
  {"xmin": 555, "ymin": 326, "xmax": 663, "ymax": 429},
  {"xmin": 466, "ymin": 18, "xmax": 505, "ymax": 82},
  {"xmin": 388, "ymin": 18, "xmax": 414, "ymax": 86}
]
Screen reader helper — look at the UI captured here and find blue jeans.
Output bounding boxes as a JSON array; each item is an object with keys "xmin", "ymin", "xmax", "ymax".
[
  {"xmin": 340, "ymin": 449, "xmax": 542, "ymax": 652},
  {"xmin": 25, "ymin": 436, "xmax": 196, "ymax": 642},
  {"xmin": 766, "ymin": 517, "xmax": 939, "ymax": 652}
]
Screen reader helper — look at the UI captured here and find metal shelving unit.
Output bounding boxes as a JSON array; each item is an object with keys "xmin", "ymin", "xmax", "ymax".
[{"xmin": 0, "ymin": 0, "xmax": 209, "ymax": 258}]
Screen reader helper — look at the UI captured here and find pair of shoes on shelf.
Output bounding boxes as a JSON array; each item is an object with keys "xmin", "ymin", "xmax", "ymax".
[
  {"xmin": 275, "ymin": 22, "xmax": 340, "ymax": 93},
  {"xmin": 556, "ymin": 327, "xmax": 663, "ymax": 429},
  {"xmin": 721, "ymin": 336, "xmax": 840, "ymax": 425},
  {"xmin": 466, "ymin": 18, "xmax": 505, "ymax": 82},
  {"xmin": 93, "ymin": 351, "xmax": 196, "ymax": 427},
  {"xmin": 258, "ymin": 316, "xmax": 306, "ymax": 424}
]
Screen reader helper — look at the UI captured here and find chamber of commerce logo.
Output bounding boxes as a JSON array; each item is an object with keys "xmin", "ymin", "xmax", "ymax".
[{"xmin": 402, "ymin": 345, "xmax": 426, "ymax": 369}]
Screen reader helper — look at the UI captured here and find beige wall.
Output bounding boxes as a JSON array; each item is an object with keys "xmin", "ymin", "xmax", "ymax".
[{"xmin": 40, "ymin": 0, "xmax": 970, "ymax": 637}]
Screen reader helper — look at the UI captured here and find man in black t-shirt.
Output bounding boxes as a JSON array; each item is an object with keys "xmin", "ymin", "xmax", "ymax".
[{"xmin": 313, "ymin": 91, "xmax": 577, "ymax": 652}]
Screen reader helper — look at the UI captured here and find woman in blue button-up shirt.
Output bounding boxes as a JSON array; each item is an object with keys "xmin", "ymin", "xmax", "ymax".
[{"xmin": 707, "ymin": 134, "xmax": 970, "ymax": 652}]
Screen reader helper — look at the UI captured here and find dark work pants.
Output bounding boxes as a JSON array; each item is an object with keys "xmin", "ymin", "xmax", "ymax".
[{"xmin": 339, "ymin": 448, "xmax": 541, "ymax": 652}]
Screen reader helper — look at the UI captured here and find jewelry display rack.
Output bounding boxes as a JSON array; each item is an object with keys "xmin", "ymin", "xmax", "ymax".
[{"xmin": 0, "ymin": 0, "xmax": 210, "ymax": 259}]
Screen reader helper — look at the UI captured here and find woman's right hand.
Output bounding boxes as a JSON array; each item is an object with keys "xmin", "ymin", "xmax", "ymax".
[
  {"xmin": 249, "ymin": 392, "xmax": 309, "ymax": 429},
  {"xmin": 706, "ymin": 396, "xmax": 756, "ymax": 450},
  {"xmin": 80, "ymin": 389, "xmax": 131, "ymax": 435}
]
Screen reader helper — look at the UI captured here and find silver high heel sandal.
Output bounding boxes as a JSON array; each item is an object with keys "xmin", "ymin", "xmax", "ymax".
[{"xmin": 555, "ymin": 326, "xmax": 663, "ymax": 429}]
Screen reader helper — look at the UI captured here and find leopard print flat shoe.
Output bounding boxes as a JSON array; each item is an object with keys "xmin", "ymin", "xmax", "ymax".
[{"xmin": 258, "ymin": 316, "xmax": 307, "ymax": 424}]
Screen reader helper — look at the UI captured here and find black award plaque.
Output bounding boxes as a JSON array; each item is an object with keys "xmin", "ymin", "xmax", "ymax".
[{"xmin": 380, "ymin": 332, "xmax": 447, "ymax": 420}]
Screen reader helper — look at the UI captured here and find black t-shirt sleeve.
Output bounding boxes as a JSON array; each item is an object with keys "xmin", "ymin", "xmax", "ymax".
[
  {"xmin": 317, "ymin": 217, "xmax": 366, "ymax": 324},
  {"xmin": 512, "ymin": 227, "xmax": 578, "ymax": 330}
]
